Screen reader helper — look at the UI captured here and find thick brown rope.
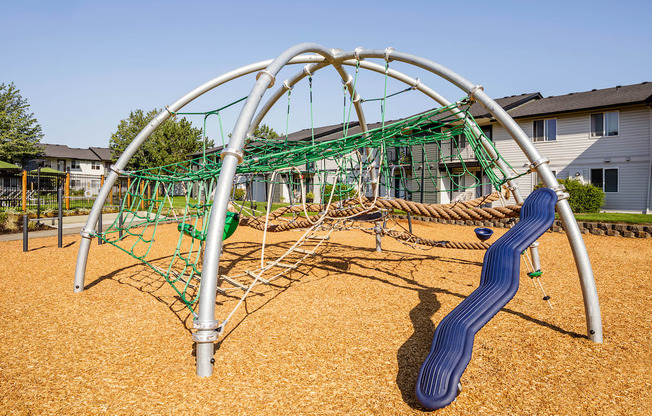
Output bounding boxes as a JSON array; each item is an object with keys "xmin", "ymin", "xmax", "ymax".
[
  {"xmin": 238, "ymin": 191, "xmax": 521, "ymax": 232},
  {"xmin": 383, "ymin": 229, "xmax": 491, "ymax": 250}
]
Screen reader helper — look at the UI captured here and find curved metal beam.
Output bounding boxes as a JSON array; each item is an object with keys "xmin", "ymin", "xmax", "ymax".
[
  {"xmin": 74, "ymin": 44, "xmax": 602, "ymax": 383},
  {"xmin": 72, "ymin": 55, "xmax": 325, "ymax": 293},
  {"xmin": 194, "ymin": 43, "xmax": 337, "ymax": 376}
]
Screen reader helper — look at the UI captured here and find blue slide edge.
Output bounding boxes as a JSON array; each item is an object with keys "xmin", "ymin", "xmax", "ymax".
[{"xmin": 415, "ymin": 187, "xmax": 558, "ymax": 410}]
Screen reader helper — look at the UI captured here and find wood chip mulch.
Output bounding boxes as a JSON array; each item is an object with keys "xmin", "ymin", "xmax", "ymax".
[{"xmin": 0, "ymin": 220, "xmax": 650, "ymax": 415}]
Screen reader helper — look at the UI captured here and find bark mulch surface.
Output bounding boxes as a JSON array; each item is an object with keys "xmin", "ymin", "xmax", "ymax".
[{"xmin": 0, "ymin": 221, "xmax": 650, "ymax": 415}]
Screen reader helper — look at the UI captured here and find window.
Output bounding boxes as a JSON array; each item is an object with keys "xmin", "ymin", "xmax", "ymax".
[
  {"xmin": 70, "ymin": 160, "xmax": 81, "ymax": 170},
  {"xmin": 590, "ymin": 111, "xmax": 618, "ymax": 137},
  {"xmin": 533, "ymin": 119, "xmax": 556, "ymax": 142},
  {"xmin": 451, "ymin": 174, "xmax": 464, "ymax": 192},
  {"xmin": 453, "ymin": 134, "xmax": 466, "ymax": 150},
  {"xmin": 481, "ymin": 125, "xmax": 492, "ymax": 141},
  {"xmin": 532, "ymin": 170, "xmax": 557, "ymax": 189},
  {"xmin": 91, "ymin": 161, "xmax": 101, "ymax": 170},
  {"xmin": 590, "ymin": 168, "xmax": 618, "ymax": 192},
  {"xmin": 57, "ymin": 159, "xmax": 65, "ymax": 172}
]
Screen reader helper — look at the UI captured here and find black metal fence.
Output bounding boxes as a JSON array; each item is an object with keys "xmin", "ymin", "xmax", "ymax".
[
  {"xmin": 0, "ymin": 171, "xmax": 130, "ymax": 212},
  {"xmin": 26, "ymin": 170, "xmax": 65, "ymax": 212},
  {"xmin": 0, "ymin": 171, "xmax": 22, "ymax": 209}
]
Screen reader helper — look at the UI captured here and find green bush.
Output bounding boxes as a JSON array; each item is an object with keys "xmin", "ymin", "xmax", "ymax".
[
  {"xmin": 321, "ymin": 184, "xmax": 357, "ymax": 202},
  {"xmin": 306, "ymin": 192, "xmax": 314, "ymax": 203},
  {"xmin": 534, "ymin": 179, "xmax": 604, "ymax": 213},
  {"xmin": 232, "ymin": 188, "xmax": 246, "ymax": 201}
]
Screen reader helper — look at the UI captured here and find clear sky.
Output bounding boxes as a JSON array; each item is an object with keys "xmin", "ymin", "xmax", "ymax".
[{"xmin": 2, "ymin": 0, "xmax": 651, "ymax": 149}]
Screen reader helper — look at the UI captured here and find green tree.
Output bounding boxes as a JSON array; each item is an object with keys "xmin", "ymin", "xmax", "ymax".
[
  {"xmin": 252, "ymin": 124, "xmax": 279, "ymax": 140},
  {"xmin": 109, "ymin": 109, "xmax": 211, "ymax": 171},
  {"xmin": 231, "ymin": 124, "xmax": 280, "ymax": 142},
  {"xmin": 0, "ymin": 82, "xmax": 44, "ymax": 164}
]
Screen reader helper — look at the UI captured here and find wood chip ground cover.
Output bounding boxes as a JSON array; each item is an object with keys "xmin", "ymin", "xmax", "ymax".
[{"xmin": 0, "ymin": 221, "xmax": 650, "ymax": 415}]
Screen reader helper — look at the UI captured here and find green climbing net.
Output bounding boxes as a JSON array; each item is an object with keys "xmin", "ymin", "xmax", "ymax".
[{"xmin": 98, "ymin": 96, "xmax": 523, "ymax": 315}]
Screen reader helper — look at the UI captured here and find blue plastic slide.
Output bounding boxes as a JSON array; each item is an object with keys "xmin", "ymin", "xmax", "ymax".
[{"xmin": 415, "ymin": 187, "xmax": 557, "ymax": 410}]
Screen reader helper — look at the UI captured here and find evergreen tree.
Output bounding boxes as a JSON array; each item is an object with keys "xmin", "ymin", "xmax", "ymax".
[{"xmin": 0, "ymin": 82, "xmax": 44, "ymax": 164}]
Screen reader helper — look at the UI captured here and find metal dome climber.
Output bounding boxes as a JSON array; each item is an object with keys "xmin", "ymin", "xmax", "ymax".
[{"xmin": 72, "ymin": 44, "xmax": 603, "ymax": 404}]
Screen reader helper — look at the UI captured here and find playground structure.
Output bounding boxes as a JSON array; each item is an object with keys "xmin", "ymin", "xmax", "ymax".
[{"xmin": 72, "ymin": 44, "xmax": 602, "ymax": 410}]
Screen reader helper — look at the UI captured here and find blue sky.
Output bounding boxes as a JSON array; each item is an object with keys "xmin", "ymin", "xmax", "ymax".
[{"xmin": 2, "ymin": 0, "xmax": 651, "ymax": 149}]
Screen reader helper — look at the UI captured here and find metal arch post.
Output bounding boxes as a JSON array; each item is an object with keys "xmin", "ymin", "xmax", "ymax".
[
  {"xmin": 194, "ymin": 43, "xmax": 338, "ymax": 377},
  {"xmin": 470, "ymin": 89, "xmax": 602, "ymax": 343},
  {"xmin": 339, "ymin": 52, "xmax": 600, "ymax": 342},
  {"xmin": 72, "ymin": 55, "xmax": 325, "ymax": 293}
]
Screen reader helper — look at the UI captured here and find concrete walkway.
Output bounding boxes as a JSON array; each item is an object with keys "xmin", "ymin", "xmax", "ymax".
[{"xmin": 0, "ymin": 212, "xmax": 121, "ymax": 242}]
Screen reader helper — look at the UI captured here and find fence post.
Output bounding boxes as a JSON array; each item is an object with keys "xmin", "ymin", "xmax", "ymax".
[
  {"xmin": 58, "ymin": 187, "xmax": 63, "ymax": 248},
  {"xmin": 101, "ymin": 174, "xmax": 105, "ymax": 201},
  {"xmin": 23, "ymin": 214, "xmax": 28, "ymax": 252},
  {"xmin": 140, "ymin": 180, "xmax": 145, "ymax": 211},
  {"xmin": 127, "ymin": 178, "xmax": 131, "ymax": 208},
  {"xmin": 106, "ymin": 175, "xmax": 113, "ymax": 205},
  {"xmin": 65, "ymin": 172, "xmax": 70, "ymax": 210},
  {"xmin": 22, "ymin": 170, "xmax": 27, "ymax": 212}
]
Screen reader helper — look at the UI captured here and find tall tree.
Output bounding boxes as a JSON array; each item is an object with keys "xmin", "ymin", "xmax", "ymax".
[
  {"xmin": 0, "ymin": 82, "xmax": 44, "ymax": 164},
  {"xmin": 109, "ymin": 109, "xmax": 211, "ymax": 171}
]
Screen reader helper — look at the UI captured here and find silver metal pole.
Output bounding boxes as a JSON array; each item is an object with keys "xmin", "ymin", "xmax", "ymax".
[
  {"xmin": 194, "ymin": 43, "xmax": 336, "ymax": 376},
  {"xmin": 73, "ymin": 56, "xmax": 323, "ymax": 293},
  {"xmin": 374, "ymin": 222, "xmax": 382, "ymax": 252}
]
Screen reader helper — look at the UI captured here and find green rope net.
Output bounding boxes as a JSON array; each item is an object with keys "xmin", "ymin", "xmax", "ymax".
[{"xmin": 97, "ymin": 96, "xmax": 523, "ymax": 315}]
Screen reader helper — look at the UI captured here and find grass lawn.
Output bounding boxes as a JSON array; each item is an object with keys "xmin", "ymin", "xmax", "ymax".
[{"xmin": 571, "ymin": 212, "xmax": 652, "ymax": 224}]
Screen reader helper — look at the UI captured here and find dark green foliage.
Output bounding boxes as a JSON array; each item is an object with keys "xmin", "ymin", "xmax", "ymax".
[
  {"xmin": 321, "ymin": 183, "xmax": 357, "ymax": 202},
  {"xmin": 109, "ymin": 109, "xmax": 212, "ymax": 171},
  {"xmin": 535, "ymin": 179, "xmax": 604, "ymax": 213},
  {"xmin": 252, "ymin": 124, "xmax": 279, "ymax": 140},
  {"xmin": 232, "ymin": 188, "xmax": 246, "ymax": 201},
  {"xmin": 0, "ymin": 82, "xmax": 44, "ymax": 164}
]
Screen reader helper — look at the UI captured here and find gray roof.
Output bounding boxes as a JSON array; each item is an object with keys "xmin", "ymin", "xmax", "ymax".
[
  {"xmin": 507, "ymin": 82, "xmax": 652, "ymax": 119},
  {"xmin": 90, "ymin": 147, "xmax": 113, "ymax": 161},
  {"xmin": 39, "ymin": 144, "xmax": 112, "ymax": 161},
  {"xmin": 470, "ymin": 93, "xmax": 542, "ymax": 119},
  {"xmin": 192, "ymin": 82, "xmax": 651, "ymax": 158}
]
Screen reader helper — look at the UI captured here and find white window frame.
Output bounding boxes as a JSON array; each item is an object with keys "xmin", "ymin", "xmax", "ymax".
[
  {"xmin": 590, "ymin": 111, "xmax": 619, "ymax": 138},
  {"xmin": 70, "ymin": 160, "xmax": 81, "ymax": 170},
  {"xmin": 91, "ymin": 161, "xmax": 101, "ymax": 170},
  {"xmin": 590, "ymin": 167, "xmax": 619, "ymax": 193},
  {"xmin": 532, "ymin": 118, "xmax": 557, "ymax": 142}
]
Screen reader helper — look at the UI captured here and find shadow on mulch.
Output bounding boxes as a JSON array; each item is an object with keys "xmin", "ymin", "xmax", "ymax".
[{"xmin": 81, "ymin": 236, "xmax": 586, "ymax": 391}]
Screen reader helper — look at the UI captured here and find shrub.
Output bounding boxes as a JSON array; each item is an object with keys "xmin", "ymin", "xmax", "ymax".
[
  {"xmin": 534, "ymin": 179, "xmax": 604, "ymax": 213},
  {"xmin": 321, "ymin": 184, "xmax": 357, "ymax": 202},
  {"xmin": 232, "ymin": 188, "xmax": 246, "ymax": 201},
  {"xmin": 306, "ymin": 192, "xmax": 315, "ymax": 203}
]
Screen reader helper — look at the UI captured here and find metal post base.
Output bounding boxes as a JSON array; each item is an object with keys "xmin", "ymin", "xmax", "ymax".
[{"xmin": 196, "ymin": 342, "xmax": 215, "ymax": 377}]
